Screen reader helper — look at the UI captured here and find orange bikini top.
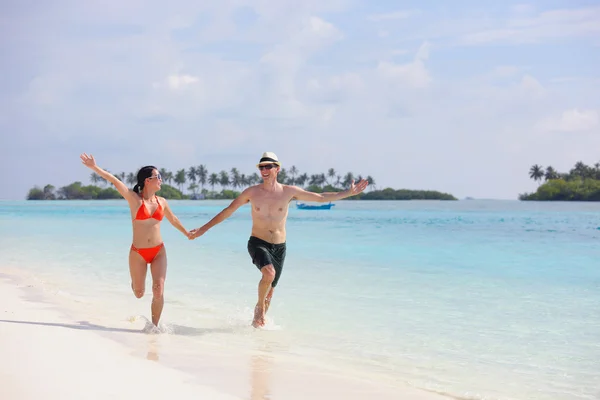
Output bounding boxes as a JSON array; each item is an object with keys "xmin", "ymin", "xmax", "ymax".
[{"xmin": 135, "ymin": 196, "xmax": 164, "ymax": 221}]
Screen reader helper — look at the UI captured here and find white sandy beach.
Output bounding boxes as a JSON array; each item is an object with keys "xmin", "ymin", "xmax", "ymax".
[
  {"xmin": 0, "ymin": 271, "xmax": 450, "ymax": 400},
  {"xmin": 0, "ymin": 275, "xmax": 243, "ymax": 400}
]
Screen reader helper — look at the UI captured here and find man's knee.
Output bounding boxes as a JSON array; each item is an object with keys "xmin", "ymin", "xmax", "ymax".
[
  {"xmin": 261, "ymin": 265, "xmax": 276, "ymax": 283},
  {"xmin": 152, "ymin": 280, "xmax": 165, "ymax": 298}
]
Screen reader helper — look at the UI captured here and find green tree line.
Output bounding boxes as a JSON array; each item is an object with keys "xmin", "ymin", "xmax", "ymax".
[
  {"xmin": 520, "ymin": 160, "xmax": 600, "ymax": 201},
  {"xmin": 27, "ymin": 164, "xmax": 456, "ymax": 201}
]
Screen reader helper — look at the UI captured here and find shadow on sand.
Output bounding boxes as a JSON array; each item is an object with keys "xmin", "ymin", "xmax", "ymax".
[{"xmin": 0, "ymin": 319, "xmax": 239, "ymax": 337}]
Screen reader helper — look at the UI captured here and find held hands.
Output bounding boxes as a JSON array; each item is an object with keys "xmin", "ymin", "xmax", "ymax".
[
  {"xmin": 80, "ymin": 153, "xmax": 97, "ymax": 169},
  {"xmin": 348, "ymin": 179, "xmax": 369, "ymax": 196},
  {"xmin": 188, "ymin": 227, "xmax": 207, "ymax": 240}
]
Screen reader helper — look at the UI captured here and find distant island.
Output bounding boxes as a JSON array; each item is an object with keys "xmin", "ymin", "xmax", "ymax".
[
  {"xmin": 519, "ymin": 160, "xmax": 600, "ymax": 201},
  {"xmin": 26, "ymin": 165, "xmax": 456, "ymax": 201}
]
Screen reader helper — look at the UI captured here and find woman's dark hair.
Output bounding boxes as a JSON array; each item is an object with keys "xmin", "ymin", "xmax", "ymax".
[{"xmin": 133, "ymin": 165, "xmax": 157, "ymax": 194}]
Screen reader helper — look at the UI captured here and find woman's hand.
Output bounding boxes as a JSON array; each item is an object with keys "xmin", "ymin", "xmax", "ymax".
[{"xmin": 80, "ymin": 153, "xmax": 97, "ymax": 169}]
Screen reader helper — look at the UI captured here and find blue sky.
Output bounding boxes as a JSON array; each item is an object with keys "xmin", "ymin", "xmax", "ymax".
[{"xmin": 1, "ymin": 0, "xmax": 599, "ymax": 199}]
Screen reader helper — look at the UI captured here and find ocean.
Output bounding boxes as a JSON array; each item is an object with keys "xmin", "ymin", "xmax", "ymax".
[{"xmin": 1, "ymin": 199, "xmax": 599, "ymax": 400}]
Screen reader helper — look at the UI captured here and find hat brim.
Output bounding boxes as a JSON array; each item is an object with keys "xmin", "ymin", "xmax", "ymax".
[{"xmin": 256, "ymin": 161, "xmax": 281, "ymax": 167}]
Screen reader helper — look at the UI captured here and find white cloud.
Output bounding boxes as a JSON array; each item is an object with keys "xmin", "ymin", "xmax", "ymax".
[
  {"xmin": 255, "ymin": 16, "xmax": 344, "ymax": 120},
  {"xmin": 295, "ymin": 16, "xmax": 344, "ymax": 50},
  {"xmin": 165, "ymin": 74, "xmax": 200, "ymax": 90},
  {"xmin": 536, "ymin": 109, "xmax": 600, "ymax": 132},
  {"xmin": 304, "ymin": 72, "xmax": 363, "ymax": 104},
  {"xmin": 461, "ymin": 6, "xmax": 600, "ymax": 45},
  {"xmin": 520, "ymin": 74, "xmax": 544, "ymax": 95},
  {"xmin": 376, "ymin": 42, "xmax": 431, "ymax": 88},
  {"xmin": 260, "ymin": 16, "xmax": 342, "ymax": 68}
]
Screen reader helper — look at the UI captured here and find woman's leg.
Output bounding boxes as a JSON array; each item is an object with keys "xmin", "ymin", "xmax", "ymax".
[
  {"xmin": 129, "ymin": 248, "xmax": 148, "ymax": 298},
  {"xmin": 150, "ymin": 246, "xmax": 167, "ymax": 326}
]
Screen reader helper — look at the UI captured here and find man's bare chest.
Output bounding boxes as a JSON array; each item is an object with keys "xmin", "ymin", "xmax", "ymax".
[{"xmin": 250, "ymin": 193, "xmax": 291, "ymax": 214}]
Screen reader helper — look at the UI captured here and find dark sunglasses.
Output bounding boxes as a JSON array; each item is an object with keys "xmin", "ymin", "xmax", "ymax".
[{"xmin": 258, "ymin": 164, "xmax": 277, "ymax": 170}]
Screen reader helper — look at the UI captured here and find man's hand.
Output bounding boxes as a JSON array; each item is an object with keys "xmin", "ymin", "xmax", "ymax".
[
  {"xmin": 347, "ymin": 179, "xmax": 369, "ymax": 196},
  {"xmin": 188, "ymin": 227, "xmax": 207, "ymax": 240}
]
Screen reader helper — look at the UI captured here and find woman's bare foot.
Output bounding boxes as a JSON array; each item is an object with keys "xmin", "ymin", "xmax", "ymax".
[{"xmin": 252, "ymin": 304, "xmax": 265, "ymax": 328}]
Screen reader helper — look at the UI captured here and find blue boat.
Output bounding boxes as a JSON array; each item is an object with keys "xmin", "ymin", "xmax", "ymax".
[{"xmin": 296, "ymin": 202, "xmax": 335, "ymax": 210}]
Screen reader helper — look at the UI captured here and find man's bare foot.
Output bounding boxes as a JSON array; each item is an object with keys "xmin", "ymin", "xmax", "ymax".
[{"xmin": 252, "ymin": 305, "xmax": 265, "ymax": 328}]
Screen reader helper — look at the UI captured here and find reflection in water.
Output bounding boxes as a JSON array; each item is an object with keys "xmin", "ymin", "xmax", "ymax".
[{"xmin": 250, "ymin": 353, "xmax": 273, "ymax": 400}]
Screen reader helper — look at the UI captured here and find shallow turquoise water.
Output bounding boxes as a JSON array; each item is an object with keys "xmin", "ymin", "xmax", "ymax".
[{"xmin": 1, "ymin": 199, "xmax": 599, "ymax": 399}]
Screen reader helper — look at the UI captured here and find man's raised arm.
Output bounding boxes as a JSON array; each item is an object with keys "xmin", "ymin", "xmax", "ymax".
[{"xmin": 291, "ymin": 179, "xmax": 368, "ymax": 203}]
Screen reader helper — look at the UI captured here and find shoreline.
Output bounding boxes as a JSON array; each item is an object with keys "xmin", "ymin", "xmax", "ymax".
[
  {"xmin": 0, "ymin": 273, "xmax": 242, "ymax": 400},
  {"xmin": 0, "ymin": 270, "xmax": 451, "ymax": 400}
]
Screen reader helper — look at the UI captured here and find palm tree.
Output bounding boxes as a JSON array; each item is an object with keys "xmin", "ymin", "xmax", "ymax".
[
  {"xmin": 163, "ymin": 171, "xmax": 173, "ymax": 185},
  {"xmin": 327, "ymin": 168, "xmax": 336, "ymax": 185},
  {"xmin": 544, "ymin": 166, "xmax": 558, "ymax": 181},
  {"xmin": 197, "ymin": 165, "xmax": 207, "ymax": 191},
  {"xmin": 174, "ymin": 169, "xmax": 186, "ymax": 192},
  {"xmin": 159, "ymin": 168, "xmax": 169, "ymax": 183},
  {"xmin": 366, "ymin": 175, "xmax": 376, "ymax": 190},
  {"xmin": 278, "ymin": 168, "xmax": 288, "ymax": 184},
  {"xmin": 230, "ymin": 168, "xmax": 241, "ymax": 189},
  {"xmin": 289, "ymin": 166, "xmax": 298, "ymax": 185},
  {"xmin": 342, "ymin": 172, "xmax": 355, "ymax": 189},
  {"xmin": 90, "ymin": 172, "xmax": 100, "ymax": 185},
  {"xmin": 529, "ymin": 164, "xmax": 544, "ymax": 185},
  {"xmin": 187, "ymin": 167, "xmax": 197, "ymax": 188},
  {"xmin": 308, "ymin": 174, "xmax": 319, "ymax": 187},
  {"xmin": 296, "ymin": 173, "xmax": 308, "ymax": 188},
  {"xmin": 43, "ymin": 184, "xmax": 56, "ymax": 200},
  {"xmin": 570, "ymin": 161, "xmax": 593, "ymax": 179},
  {"xmin": 188, "ymin": 183, "xmax": 198, "ymax": 197},
  {"xmin": 126, "ymin": 172, "xmax": 136, "ymax": 186},
  {"xmin": 240, "ymin": 174, "xmax": 249, "ymax": 188},
  {"xmin": 208, "ymin": 173, "xmax": 219, "ymax": 192},
  {"xmin": 318, "ymin": 173, "xmax": 326, "ymax": 188},
  {"xmin": 219, "ymin": 170, "xmax": 230, "ymax": 190}
]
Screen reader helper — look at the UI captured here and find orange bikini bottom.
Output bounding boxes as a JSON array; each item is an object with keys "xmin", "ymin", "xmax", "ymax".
[{"xmin": 131, "ymin": 243, "xmax": 164, "ymax": 264}]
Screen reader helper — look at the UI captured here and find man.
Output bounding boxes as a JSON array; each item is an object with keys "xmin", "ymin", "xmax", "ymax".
[{"xmin": 189, "ymin": 152, "xmax": 369, "ymax": 328}]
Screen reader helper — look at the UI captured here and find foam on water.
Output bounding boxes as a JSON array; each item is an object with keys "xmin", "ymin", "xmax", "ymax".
[{"xmin": 1, "ymin": 199, "xmax": 600, "ymax": 400}]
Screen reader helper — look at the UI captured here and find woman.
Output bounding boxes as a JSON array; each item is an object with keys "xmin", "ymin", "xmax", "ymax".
[{"xmin": 80, "ymin": 153, "xmax": 191, "ymax": 327}]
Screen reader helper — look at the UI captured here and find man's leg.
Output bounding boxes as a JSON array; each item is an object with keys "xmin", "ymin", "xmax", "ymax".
[
  {"xmin": 254, "ymin": 265, "xmax": 275, "ymax": 327},
  {"xmin": 264, "ymin": 244, "xmax": 284, "ymax": 316},
  {"xmin": 265, "ymin": 287, "xmax": 274, "ymax": 314}
]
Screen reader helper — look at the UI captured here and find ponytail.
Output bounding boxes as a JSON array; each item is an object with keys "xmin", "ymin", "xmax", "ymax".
[{"xmin": 133, "ymin": 165, "xmax": 157, "ymax": 194}]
